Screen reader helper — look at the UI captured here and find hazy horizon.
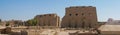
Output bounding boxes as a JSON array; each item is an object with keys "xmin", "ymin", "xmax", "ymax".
[{"xmin": 0, "ymin": 0, "xmax": 120, "ymax": 22}]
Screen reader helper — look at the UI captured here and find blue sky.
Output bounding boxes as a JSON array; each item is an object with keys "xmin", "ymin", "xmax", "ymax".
[{"xmin": 0, "ymin": 0, "xmax": 120, "ymax": 21}]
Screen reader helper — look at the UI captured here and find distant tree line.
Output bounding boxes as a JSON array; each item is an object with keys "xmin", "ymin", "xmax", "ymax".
[
  {"xmin": 26, "ymin": 19, "xmax": 37, "ymax": 26},
  {"xmin": 0, "ymin": 18, "xmax": 38, "ymax": 26}
]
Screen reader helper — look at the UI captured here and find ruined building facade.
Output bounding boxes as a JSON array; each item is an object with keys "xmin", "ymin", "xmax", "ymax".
[
  {"xmin": 61, "ymin": 6, "xmax": 98, "ymax": 28},
  {"xmin": 34, "ymin": 14, "xmax": 60, "ymax": 27}
]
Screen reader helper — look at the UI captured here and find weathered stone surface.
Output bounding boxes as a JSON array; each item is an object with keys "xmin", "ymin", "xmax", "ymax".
[
  {"xmin": 98, "ymin": 25, "xmax": 120, "ymax": 35},
  {"xmin": 61, "ymin": 6, "xmax": 98, "ymax": 28},
  {"xmin": 35, "ymin": 13, "xmax": 60, "ymax": 27}
]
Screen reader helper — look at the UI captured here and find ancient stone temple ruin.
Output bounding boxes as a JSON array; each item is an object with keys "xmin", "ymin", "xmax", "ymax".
[
  {"xmin": 61, "ymin": 6, "xmax": 98, "ymax": 28},
  {"xmin": 34, "ymin": 14, "xmax": 60, "ymax": 27}
]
